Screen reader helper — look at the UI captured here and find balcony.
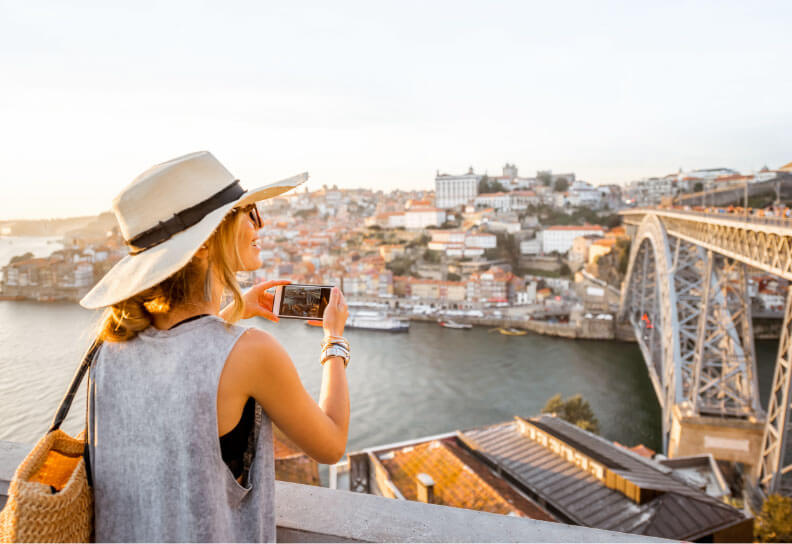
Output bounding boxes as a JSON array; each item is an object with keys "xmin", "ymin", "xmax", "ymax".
[{"xmin": 0, "ymin": 440, "xmax": 668, "ymax": 542}]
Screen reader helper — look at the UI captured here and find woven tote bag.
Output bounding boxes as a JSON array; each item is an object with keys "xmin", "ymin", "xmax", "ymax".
[{"xmin": 0, "ymin": 341, "xmax": 100, "ymax": 543}]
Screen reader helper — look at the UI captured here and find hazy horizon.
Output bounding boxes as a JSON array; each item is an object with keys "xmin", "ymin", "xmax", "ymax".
[{"xmin": 1, "ymin": 1, "xmax": 791, "ymax": 220}]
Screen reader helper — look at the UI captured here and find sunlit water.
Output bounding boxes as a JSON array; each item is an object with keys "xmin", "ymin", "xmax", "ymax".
[{"xmin": 2, "ymin": 300, "xmax": 666, "ymax": 451}]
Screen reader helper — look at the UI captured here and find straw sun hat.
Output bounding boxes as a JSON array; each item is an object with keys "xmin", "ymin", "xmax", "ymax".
[{"xmin": 79, "ymin": 151, "xmax": 307, "ymax": 309}]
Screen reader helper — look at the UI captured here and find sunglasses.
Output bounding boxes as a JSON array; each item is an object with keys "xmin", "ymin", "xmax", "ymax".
[{"xmin": 236, "ymin": 204, "xmax": 263, "ymax": 229}]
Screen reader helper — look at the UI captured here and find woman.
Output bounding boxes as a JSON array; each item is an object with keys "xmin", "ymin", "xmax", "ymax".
[{"xmin": 81, "ymin": 151, "xmax": 350, "ymax": 542}]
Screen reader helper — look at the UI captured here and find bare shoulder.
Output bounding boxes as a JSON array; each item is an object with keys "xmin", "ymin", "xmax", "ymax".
[
  {"xmin": 224, "ymin": 328, "xmax": 294, "ymax": 391},
  {"xmin": 229, "ymin": 327, "xmax": 289, "ymax": 366}
]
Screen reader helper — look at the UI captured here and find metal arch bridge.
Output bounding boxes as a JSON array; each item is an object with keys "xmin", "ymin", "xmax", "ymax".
[{"xmin": 619, "ymin": 208, "xmax": 792, "ymax": 497}]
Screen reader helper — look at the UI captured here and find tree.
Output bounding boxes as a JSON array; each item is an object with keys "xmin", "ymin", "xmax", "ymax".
[
  {"xmin": 447, "ymin": 272, "xmax": 461, "ymax": 281},
  {"xmin": 386, "ymin": 256, "xmax": 415, "ymax": 277},
  {"xmin": 9, "ymin": 252, "xmax": 34, "ymax": 264},
  {"xmin": 478, "ymin": 175, "xmax": 507, "ymax": 194},
  {"xmin": 693, "ymin": 181, "xmax": 704, "ymax": 193},
  {"xmin": 294, "ymin": 207, "xmax": 318, "ymax": 219},
  {"xmin": 423, "ymin": 249, "xmax": 442, "ymax": 264},
  {"xmin": 553, "ymin": 177, "xmax": 569, "ymax": 193},
  {"xmin": 542, "ymin": 394, "xmax": 600, "ymax": 434},
  {"xmin": 755, "ymin": 494, "xmax": 792, "ymax": 542},
  {"xmin": 477, "ymin": 175, "xmax": 490, "ymax": 194},
  {"xmin": 617, "ymin": 239, "xmax": 631, "ymax": 275},
  {"xmin": 406, "ymin": 233, "xmax": 430, "ymax": 248},
  {"xmin": 537, "ymin": 172, "xmax": 552, "ymax": 186}
]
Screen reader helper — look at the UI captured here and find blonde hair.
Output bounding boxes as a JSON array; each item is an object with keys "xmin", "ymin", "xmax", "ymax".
[{"xmin": 97, "ymin": 210, "xmax": 247, "ymax": 342}]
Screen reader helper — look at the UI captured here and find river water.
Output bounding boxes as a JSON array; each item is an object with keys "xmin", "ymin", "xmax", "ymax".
[{"xmin": 0, "ymin": 239, "xmax": 782, "ymax": 455}]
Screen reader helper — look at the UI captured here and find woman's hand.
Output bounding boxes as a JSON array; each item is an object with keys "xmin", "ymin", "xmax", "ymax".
[
  {"xmin": 240, "ymin": 279, "xmax": 291, "ymax": 322},
  {"xmin": 320, "ymin": 287, "xmax": 349, "ymax": 337}
]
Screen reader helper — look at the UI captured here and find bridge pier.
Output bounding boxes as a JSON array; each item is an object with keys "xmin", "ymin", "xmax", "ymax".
[{"xmin": 669, "ymin": 403, "xmax": 765, "ymax": 472}]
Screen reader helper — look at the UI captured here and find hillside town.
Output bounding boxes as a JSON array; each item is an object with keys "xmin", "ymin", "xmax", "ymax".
[{"xmin": 2, "ymin": 161, "xmax": 792, "ymax": 339}]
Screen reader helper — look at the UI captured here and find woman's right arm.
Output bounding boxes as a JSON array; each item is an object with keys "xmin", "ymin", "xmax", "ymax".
[{"xmin": 226, "ymin": 287, "xmax": 350, "ymax": 464}]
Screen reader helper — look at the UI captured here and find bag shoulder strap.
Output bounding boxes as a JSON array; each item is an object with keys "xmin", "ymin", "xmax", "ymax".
[{"xmin": 49, "ymin": 339, "xmax": 102, "ymax": 433}]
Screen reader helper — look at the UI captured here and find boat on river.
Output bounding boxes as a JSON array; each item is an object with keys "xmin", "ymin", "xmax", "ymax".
[
  {"xmin": 438, "ymin": 320, "xmax": 472, "ymax": 329},
  {"xmin": 492, "ymin": 327, "xmax": 527, "ymax": 336},
  {"xmin": 346, "ymin": 310, "xmax": 410, "ymax": 332}
]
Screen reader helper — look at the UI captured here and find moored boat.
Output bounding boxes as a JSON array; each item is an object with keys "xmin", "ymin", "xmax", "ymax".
[
  {"xmin": 346, "ymin": 310, "xmax": 409, "ymax": 332},
  {"xmin": 496, "ymin": 327, "xmax": 527, "ymax": 336},
  {"xmin": 438, "ymin": 320, "xmax": 472, "ymax": 329}
]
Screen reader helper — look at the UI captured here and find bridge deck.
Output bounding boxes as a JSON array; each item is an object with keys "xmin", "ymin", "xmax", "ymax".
[{"xmin": 620, "ymin": 208, "xmax": 792, "ymax": 281}]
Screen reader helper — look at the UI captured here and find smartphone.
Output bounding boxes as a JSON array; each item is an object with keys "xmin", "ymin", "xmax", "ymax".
[{"xmin": 272, "ymin": 284, "xmax": 333, "ymax": 320}]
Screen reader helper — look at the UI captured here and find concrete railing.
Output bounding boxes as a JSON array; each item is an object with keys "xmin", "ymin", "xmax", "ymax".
[{"xmin": 0, "ymin": 440, "xmax": 669, "ymax": 542}]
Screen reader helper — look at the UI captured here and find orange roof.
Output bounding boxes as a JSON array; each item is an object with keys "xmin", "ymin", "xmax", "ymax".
[
  {"xmin": 779, "ymin": 161, "xmax": 792, "ymax": 172},
  {"xmin": 476, "ymin": 192, "xmax": 509, "ymax": 197},
  {"xmin": 406, "ymin": 207, "xmax": 442, "ymax": 213},
  {"xmin": 408, "ymin": 278, "xmax": 466, "ymax": 287},
  {"xmin": 378, "ymin": 438, "xmax": 555, "ymax": 520},
  {"xmin": 715, "ymin": 174, "xmax": 753, "ymax": 182},
  {"xmin": 545, "ymin": 224, "xmax": 605, "ymax": 231},
  {"xmin": 614, "ymin": 442, "xmax": 656, "ymax": 459},
  {"xmin": 593, "ymin": 238, "xmax": 617, "ymax": 247}
]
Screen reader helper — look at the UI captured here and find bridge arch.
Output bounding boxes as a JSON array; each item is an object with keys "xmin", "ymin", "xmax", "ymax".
[{"xmin": 620, "ymin": 215, "xmax": 681, "ymax": 448}]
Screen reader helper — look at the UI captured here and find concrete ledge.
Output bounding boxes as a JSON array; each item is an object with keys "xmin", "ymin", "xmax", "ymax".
[
  {"xmin": 1, "ymin": 440, "xmax": 671, "ymax": 542},
  {"xmin": 272, "ymin": 481, "xmax": 668, "ymax": 542},
  {"xmin": 0, "ymin": 440, "xmax": 30, "ymax": 499}
]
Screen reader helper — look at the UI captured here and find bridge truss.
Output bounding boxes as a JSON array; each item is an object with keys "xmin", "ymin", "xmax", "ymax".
[{"xmin": 621, "ymin": 211, "xmax": 792, "ymax": 495}]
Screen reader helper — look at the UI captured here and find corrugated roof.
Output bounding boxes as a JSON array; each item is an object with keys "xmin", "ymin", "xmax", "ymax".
[{"xmin": 459, "ymin": 416, "xmax": 748, "ymax": 540}]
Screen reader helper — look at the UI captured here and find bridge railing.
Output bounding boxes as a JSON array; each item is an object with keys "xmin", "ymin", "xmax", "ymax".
[{"xmin": 623, "ymin": 207, "xmax": 792, "ymax": 229}]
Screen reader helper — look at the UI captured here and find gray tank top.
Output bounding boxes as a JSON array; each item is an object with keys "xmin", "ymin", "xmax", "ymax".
[{"xmin": 88, "ymin": 315, "xmax": 275, "ymax": 542}]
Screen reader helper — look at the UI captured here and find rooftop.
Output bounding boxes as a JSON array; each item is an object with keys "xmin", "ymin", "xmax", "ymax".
[
  {"xmin": 374, "ymin": 437, "xmax": 555, "ymax": 520},
  {"xmin": 545, "ymin": 225, "xmax": 606, "ymax": 231},
  {"xmin": 459, "ymin": 415, "xmax": 751, "ymax": 541}
]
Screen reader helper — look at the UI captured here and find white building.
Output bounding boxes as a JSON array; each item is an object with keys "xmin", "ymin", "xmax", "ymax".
[
  {"xmin": 541, "ymin": 225, "xmax": 605, "ymax": 254},
  {"xmin": 510, "ymin": 191, "xmax": 540, "ymax": 210},
  {"xmin": 429, "ymin": 230, "xmax": 466, "ymax": 246},
  {"xmin": 567, "ymin": 181, "xmax": 602, "ymax": 208},
  {"xmin": 405, "ymin": 207, "xmax": 446, "ymax": 230},
  {"xmin": 386, "ymin": 212, "xmax": 406, "ymax": 229},
  {"xmin": 520, "ymin": 238, "xmax": 541, "ymax": 256},
  {"xmin": 428, "ymin": 230, "xmax": 495, "ymax": 257},
  {"xmin": 626, "ymin": 177, "xmax": 674, "ymax": 206},
  {"xmin": 516, "ymin": 281, "xmax": 538, "ymax": 305},
  {"xmin": 465, "ymin": 233, "xmax": 497, "ymax": 249},
  {"xmin": 474, "ymin": 192, "xmax": 511, "ymax": 211},
  {"xmin": 435, "ymin": 168, "xmax": 482, "ymax": 209}
]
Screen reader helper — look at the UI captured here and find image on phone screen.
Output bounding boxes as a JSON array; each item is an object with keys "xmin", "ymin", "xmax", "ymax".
[{"xmin": 279, "ymin": 285, "xmax": 332, "ymax": 319}]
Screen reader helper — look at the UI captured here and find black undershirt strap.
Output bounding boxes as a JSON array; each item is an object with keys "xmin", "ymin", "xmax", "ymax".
[{"xmin": 167, "ymin": 314, "xmax": 211, "ymax": 330}]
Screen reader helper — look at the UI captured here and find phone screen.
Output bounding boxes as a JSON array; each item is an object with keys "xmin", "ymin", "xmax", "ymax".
[{"xmin": 278, "ymin": 285, "xmax": 332, "ymax": 319}]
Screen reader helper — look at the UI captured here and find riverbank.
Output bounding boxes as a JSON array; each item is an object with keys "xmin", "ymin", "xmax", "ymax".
[{"xmin": 408, "ymin": 313, "xmax": 636, "ymax": 342}]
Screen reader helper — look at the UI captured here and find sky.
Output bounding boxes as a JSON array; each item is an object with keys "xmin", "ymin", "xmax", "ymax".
[{"xmin": 1, "ymin": 0, "xmax": 791, "ymax": 220}]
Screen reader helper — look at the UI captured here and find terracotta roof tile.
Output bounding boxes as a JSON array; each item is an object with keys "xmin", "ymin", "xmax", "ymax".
[{"xmin": 378, "ymin": 437, "xmax": 555, "ymax": 521}]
